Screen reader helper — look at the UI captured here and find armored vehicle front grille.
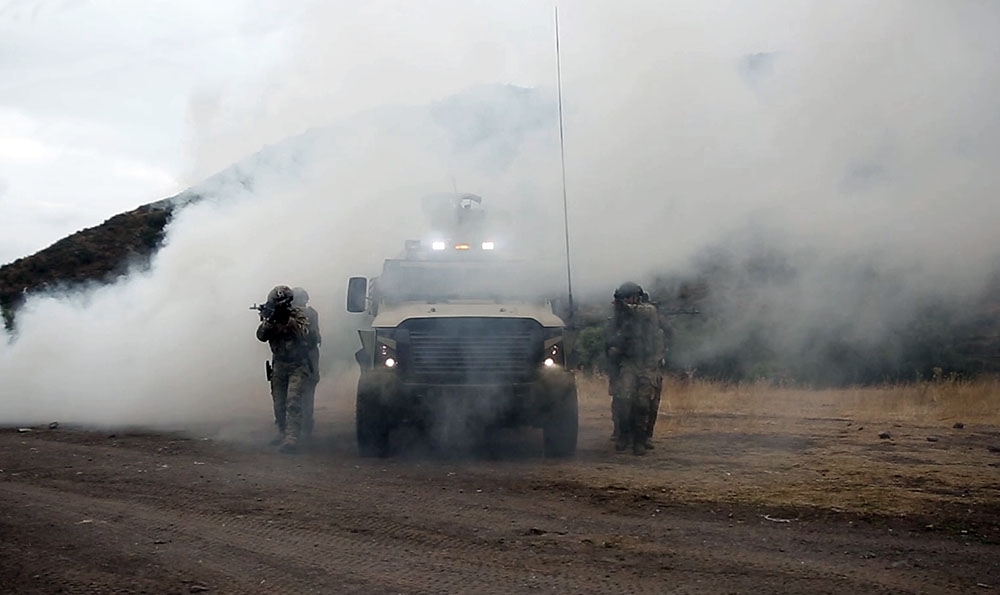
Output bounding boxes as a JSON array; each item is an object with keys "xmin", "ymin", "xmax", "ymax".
[{"xmin": 400, "ymin": 318, "xmax": 542, "ymax": 383}]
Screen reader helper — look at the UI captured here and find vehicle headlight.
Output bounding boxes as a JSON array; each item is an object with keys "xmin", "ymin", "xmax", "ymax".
[
  {"xmin": 376, "ymin": 338, "xmax": 398, "ymax": 369},
  {"xmin": 431, "ymin": 240, "xmax": 447, "ymax": 251},
  {"xmin": 541, "ymin": 339, "xmax": 564, "ymax": 368},
  {"xmin": 481, "ymin": 241, "xmax": 495, "ymax": 251}
]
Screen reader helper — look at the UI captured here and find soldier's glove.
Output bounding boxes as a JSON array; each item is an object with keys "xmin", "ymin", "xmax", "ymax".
[
  {"xmin": 258, "ymin": 303, "xmax": 277, "ymax": 321},
  {"xmin": 272, "ymin": 305, "xmax": 291, "ymax": 324}
]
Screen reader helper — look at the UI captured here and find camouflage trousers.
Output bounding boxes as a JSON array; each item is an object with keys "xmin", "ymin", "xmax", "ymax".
[
  {"xmin": 301, "ymin": 348, "xmax": 320, "ymax": 437},
  {"xmin": 649, "ymin": 375, "xmax": 663, "ymax": 437},
  {"xmin": 270, "ymin": 360, "xmax": 311, "ymax": 444},
  {"xmin": 301, "ymin": 377, "xmax": 317, "ymax": 437},
  {"xmin": 608, "ymin": 372, "xmax": 623, "ymax": 439},
  {"xmin": 613, "ymin": 364, "xmax": 661, "ymax": 448}
]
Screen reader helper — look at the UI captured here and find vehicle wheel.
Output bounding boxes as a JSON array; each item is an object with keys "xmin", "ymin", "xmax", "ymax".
[
  {"xmin": 356, "ymin": 386, "xmax": 390, "ymax": 457},
  {"xmin": 543, "ymin": 383, "xmax": 578, "ymax": 457}
]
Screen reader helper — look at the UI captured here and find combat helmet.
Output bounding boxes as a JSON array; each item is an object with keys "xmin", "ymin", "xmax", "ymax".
[
  {"xmin": 291, "ymin": 287, "xmax": 309, "ymax": 307},
  {"xmin": 614, "ymin": 281, "xmax": 644, "ymax": 301},
  {"xmin": 267, "ymin": 285, "xmax": 295, "ymax": 307}
]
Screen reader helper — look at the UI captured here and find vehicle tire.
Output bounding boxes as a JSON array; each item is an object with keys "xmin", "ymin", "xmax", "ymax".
[
  {"xmin": 543, "ymin": 383, "xmax": 578, "ymax": 457},
  {"xmin": 356, "ymin": 386, "xmax": 390, "ymax": 457}
]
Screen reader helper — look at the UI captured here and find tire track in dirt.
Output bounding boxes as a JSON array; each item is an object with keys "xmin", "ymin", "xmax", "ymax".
[
  {"xmin": 3, "ymin": 479, "xmax": 669, "ymax": 594},
  {"xmin": 2, "ymin": 426, "xmax": 997, "ymax": 594},
  {"xmin": 0, "ymin": 485, "xmax": 200, "ymax": 594},
  {"xmin": 3, "ymin": 445, "xmax": 809, "ymax": 595},
  {"xmin": 0, "ymin": 462, "xmax": 940, "ymax": 595},
  {"xmin": 1, "ymin": 440, "xmax": 799, "ymax": 595}
]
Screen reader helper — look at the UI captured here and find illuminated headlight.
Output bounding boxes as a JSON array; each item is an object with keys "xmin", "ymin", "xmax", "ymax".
[
  {"xmin": 481, "ymin": 241, "xmax": 495, "ymax": 251},
  {"xmin": 377, "ymin": 341, "xmax": 398, "ymax": 369},
  {"xmin": 431, "ymin": 241, "xmax": 446, "ymax": 251},
  {"xmin": 541, "ymin": 341, "xmax": 563, "ymax": 368}
]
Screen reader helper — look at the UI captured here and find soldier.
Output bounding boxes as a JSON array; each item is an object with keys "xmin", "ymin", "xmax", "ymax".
[
  {"xmin": 256, "ymin": 285, "xmax": 319, "ymax": 453},
  {"xmin": 604, "ymin": 288, "xmax": 631, "ymax": 442},
  {"xmin": 607, "ymin": 281, "xmax": 664, "ymax": 456},
  {"xmin": 292, "ymin": 287, "xmax": 321, "ymax": 439},
  {"xmin": 641, "ymin": 290, "xmax": 672, "ymax": 449}
]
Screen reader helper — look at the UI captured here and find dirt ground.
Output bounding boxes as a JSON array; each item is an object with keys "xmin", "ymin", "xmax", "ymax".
[{"xmin": 2, "ymin": 376, "xmax": 999, "ymax": 594}]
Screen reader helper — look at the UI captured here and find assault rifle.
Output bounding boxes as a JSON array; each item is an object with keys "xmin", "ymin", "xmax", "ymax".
[
  {"xmin": 640, "ymin": 292, "xmax": 700, "ymax": 316},
  {"xmin": 249, "ymin": 302, "xmax": 276, "ymax": 321},
  {"xmin": 657, "ymin": 307, "xmax": 700, "ymax": 316}
]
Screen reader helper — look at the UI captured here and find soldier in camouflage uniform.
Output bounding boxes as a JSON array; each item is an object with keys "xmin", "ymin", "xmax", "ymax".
[
  {"xmin": 292, "ymin": 287, "xmax": 321, "ymax": 439},
  {"xmin": 607, "ymin": 281, "xmax": 664, "ymax": 456},
  {"xmin": 256, "ymin": 285, "xmax": 320, "ymax": 453},
  {"xmin": 642, "ymin": 290, "xmax": 672, "ymax": 449},
  {"xmin": 605, "ymin": 290, "xmax": 630, "ymax": 442}
]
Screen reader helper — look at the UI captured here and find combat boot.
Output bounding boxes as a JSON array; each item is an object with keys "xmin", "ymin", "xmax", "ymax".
[
  {"xmin": 615, "ymin": 435, "xmax": 629, "ymax": 452},
  {"xmin": 269, "ymin": 421, "xmax": 286, "ymax": 446},
  {"xmin": 278, "ymin": 428, "xmax": 299, "ymax": 453},
  {"xmin": 632, "ymin": 442, "xmax": 647, "ymax": 456}
]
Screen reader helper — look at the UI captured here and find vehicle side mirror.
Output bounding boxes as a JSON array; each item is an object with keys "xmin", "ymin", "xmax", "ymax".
[{"xmin": 346, "ymin": 277, "xmax": 368, "ymax": 313}]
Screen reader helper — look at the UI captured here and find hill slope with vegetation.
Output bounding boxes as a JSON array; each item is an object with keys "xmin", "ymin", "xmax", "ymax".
[{"xmin": 0, "ymin": 201, "xmax": 176, "ymax": 330}]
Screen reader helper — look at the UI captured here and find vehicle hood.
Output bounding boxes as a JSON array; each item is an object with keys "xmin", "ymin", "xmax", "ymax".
[{"xmin": 372, "ymin": 301, "xmax": 565, "ymax": 328}]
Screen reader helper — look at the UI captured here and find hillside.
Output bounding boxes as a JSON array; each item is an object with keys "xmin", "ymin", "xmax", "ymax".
[{"xmin": 0, "ymin": 200, "xmax": 178, "ymax": 330}]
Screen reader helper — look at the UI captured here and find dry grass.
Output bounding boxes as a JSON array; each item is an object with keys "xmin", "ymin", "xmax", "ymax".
[
  {"xmin": 837, "ymin": 377, "xmax": 1000, "ymax": 424},
  {"xmin": 573, "ymin": 373, "xmax": 1000, "ymax": 519},
  {"xmin": 578, "ymin": 374, "xmax": 1000, "ymax": 426}
]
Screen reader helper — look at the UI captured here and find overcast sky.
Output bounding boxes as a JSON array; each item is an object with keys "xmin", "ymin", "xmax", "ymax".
[
  {"xmin": 3, "ymin": 1, "xmax": 998, "ymax": 273},
  {"xmin": 0, "ymin": 0, "xmax": 298, "ymax": 263},
  {"xmin": 0, "ymin": 0, "xmax": 560, "ymax": 264}
]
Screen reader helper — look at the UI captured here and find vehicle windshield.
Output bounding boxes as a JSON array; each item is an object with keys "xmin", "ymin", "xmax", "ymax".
[{"xmin": 376, "ymin": 259, "xmax": 557, "ymax": 302}]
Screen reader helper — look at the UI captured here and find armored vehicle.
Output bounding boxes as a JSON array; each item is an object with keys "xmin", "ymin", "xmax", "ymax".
[{"xmin": 346, "ymin": 195, "xmax": 577, "ymax": 457}]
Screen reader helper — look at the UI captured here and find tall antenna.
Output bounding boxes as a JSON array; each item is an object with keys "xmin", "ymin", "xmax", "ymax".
[{"xmin": 555, "ymin": 5, "xmax": 575, "ymax": 323}]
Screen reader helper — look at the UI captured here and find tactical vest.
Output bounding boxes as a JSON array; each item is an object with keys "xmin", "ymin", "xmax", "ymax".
[{"xmin": 621, "ymin": 303, "xmax": 662, "ymax": 365}]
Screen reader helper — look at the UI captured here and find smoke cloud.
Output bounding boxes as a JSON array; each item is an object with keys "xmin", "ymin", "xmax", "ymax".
[{"xmin": 2, "ymin": 1, "xmax": 998, "ymax": 426}]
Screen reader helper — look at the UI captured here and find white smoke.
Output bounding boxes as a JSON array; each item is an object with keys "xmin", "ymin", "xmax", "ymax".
[
  {"xmin": 2, "ymin": 0, "xmax": 998, "ymax": 424},
  {"xmin": 0, "ymin": 87, "xmax": 563, "ymax": 426}
]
